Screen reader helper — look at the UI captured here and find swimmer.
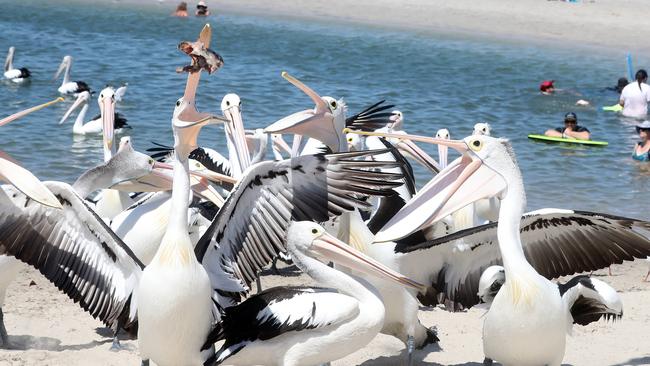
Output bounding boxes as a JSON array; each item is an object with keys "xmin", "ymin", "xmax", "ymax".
[
  {"xmin": 172, "ymin": 2, "xmax": 188, "ymax": 17},
  {"xmin": 633, "ymin": 121, "xmax": 650, "ymax": 162},
  {"xmin": 544, "ymin": 112, "xmax": 591, "ymax": 140},
  {"xmin": 196, "ymin": 1, "xmax": 210, "ymax": 16},
  {"xmin": 619, "ymin": 69, "xmax": 650, "ymax": 118},
  {"xmin": 540, "ymin": 80, "xmax": 555, "ymax": 95}
]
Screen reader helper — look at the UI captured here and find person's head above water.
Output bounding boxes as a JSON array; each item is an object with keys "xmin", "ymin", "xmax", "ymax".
[
  {"xmin": 636, "ymin": 121, "xmax": 650, "ymax": 140},
  {"xmin": 635, "ymin": 69, "xmax": 648, "ymax": 90},
  {"xmin": 616, "ymin": 77, "xmax": 629, "ymax": 93},
  {"xmin": 176, "ymin": 2, "xmax": 187, "ymax": 10},
  {"xmin": 564, "ymin": 112, "xmax": 578, "ymax": 125},
  {"xmin": 540, "ymin": 80, "xmax": 555, "ymax": 94}
]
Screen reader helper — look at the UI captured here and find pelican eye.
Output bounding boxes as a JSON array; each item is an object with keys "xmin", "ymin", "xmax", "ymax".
[
  {"xmin": 226, "ymin": 101, "xmax": 230, "ymax": 106},
  {"xmin": 175, "ymin": 100, "xmax": 181, "ymax": 107},
  {"xmin": 470, "ymin": 139, "xmax": 482, "ymax": 151},
  {"xmin": 311, "ymin": 228, "xmax": 318, "ymax": 234},
  {"xmin": 347, "ymin": 138, "xmax": 353, "ymax": 142},
  {"xmin": 149, "ymin": 159, "xmax": 154, "ymax": 164},
  {"xmin": 330, "ymin": 100, "xmax": 337, "ymax": 109}
]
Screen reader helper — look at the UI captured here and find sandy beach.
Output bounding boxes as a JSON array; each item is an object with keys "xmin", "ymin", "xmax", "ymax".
[
  {"xmin": 2, "ymin": 260, "xmax": 650, "ymax": 365},
  {"xmin": 201, "ymin": 0, "xmax": 650, "ymax": 54}
]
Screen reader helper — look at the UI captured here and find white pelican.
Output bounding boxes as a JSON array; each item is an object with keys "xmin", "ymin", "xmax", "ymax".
[
  {"xmin": 221, "ymin": 93, "xmax": 251, "ymax": 177},
  {"xmin": 419, "ymin": 135, "xmax": 626, "ymax": 365},
  {"xmin": 473, "ymin": 122, "xmax": 491, "ymax": 136},
  {"xmin": 204, "ymin": 221, "xmax": 425, "ymax": 366},
  {"xmin": 3, "ymin": 47, "xmax": 30, "ymax": 83},
  {"xmin": 54, "ymin": 55, "xmax": 90, "ymax": 95},
  {"xmin": 59, "ymin": 90, "xmax": 130, "ymax": 135},
  {"xmin": 270, "ymin": 133, "xmax": 292, "ymax": 160},
  {"xmin": 435, "ymin": 128, "xmax": 450, "ymax": 169}
]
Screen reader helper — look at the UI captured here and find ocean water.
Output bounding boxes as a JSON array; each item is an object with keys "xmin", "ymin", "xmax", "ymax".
[{"xmin": 1, "ymin": 0, "xmax": 648, "ymax": 218}]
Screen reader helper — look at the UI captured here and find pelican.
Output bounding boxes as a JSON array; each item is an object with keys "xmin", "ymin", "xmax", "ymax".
[
  {"xmin": 473, "ymin": 122, "xmax": 491, "ymax": 136},
  {"xmin": 58, "ymin": 90, "xmax": 130, "ymax": 135},
  {"xmin": 3, "ymin": 47, "xmax": 30, "ymax": 83},
  {"xmin": 435, "ymin": 128, "xmax": 450, "ymax": 169},
  {"xmin": 270, "ymin": 133, "xmax": 292, "ymax": 160},
  {"xmin": 54, "ymin": 55, "xmax": 90, "ymax": 95},
  {"xmin": 204, "ymin": 221, "xmax": 425, "ymax": 366}
]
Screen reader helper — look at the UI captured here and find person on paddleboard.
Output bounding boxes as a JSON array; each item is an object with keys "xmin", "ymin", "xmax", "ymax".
[{"xmin": 544, "ymin": 112, "xmax": 591, "ymax": 140}]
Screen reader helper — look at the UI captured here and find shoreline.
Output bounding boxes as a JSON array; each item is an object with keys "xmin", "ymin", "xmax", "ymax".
[{"xmin": 135, "ymin": 0, "xmax": 650, "ymax": 56}]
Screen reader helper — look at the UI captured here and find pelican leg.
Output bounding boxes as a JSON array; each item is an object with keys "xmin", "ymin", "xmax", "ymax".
[
  {"xmin": 0, "ymin": 308, "xmax": 14, "ymax": 349},
  {"xmin": 256, "ymin": 276, "xmax": 262, "ymax": 293},
  {"xmin": 141, "ymin": 359, "xmax": 150, "ymax": 366},
  {"xmin": 645, "ymin": 270, "xmax": 650, "ymax": 282},
  {"xmin": 608, "ymin": 266, "xmax": 613, "ymax": 276},
  {"xmin": 483, "ymin": 357, "xmax": 493, "ymax": 365},
  {"xmin": 406, "ymin": 335, "xmax": 415, "ymax": 366},
  {"xmin": 270, "ymin": 257, "xmax": 280, "ymax": 275},
  {"xmin": 109, "ymin": 333, "xmax": 121, "ymax": 351}
]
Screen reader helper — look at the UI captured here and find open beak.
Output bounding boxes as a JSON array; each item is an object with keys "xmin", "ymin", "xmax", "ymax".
[
  {"xmin": 312, "ymin": 231, "xmax": 427, "ymax": 293},
  {"xmin": 182, "ymin": 24, "xmax": 212, "ymax": 101},
  {"xmin": 0, "ymin": 98, "xmax": 64, "ymax": 127},
  {"xmin": 224, "ymin": 105, "xmax": 251, "ymax": 174},
  {"xmin": 370, "ymin": 137, "xmax": 506, "ymax": 242},
  {"xmin": 174, "ymin": 113, "xmax": 228, "ymax": 158},
  {"xmin": 264, "ymin": 72, "xmax": 338, "ymax": 149},
  {"xmin": 395, "ymin": 139, "xmax": 440, "ymax": 174},
  {"xmin": 271, "ymin": 134, "xmax": 292, "ymax": 156},
  {"xmin": 0, "ymin": 152, "xmax": 62, "ymax": 209},
  {"xmin": 59, "ymin": 94, "xmax": 85, "ymax": 124}
]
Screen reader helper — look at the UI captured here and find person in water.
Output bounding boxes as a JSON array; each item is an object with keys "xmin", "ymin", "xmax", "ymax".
[
  {"xmin": 196, "ymin": 1, "xmax": 210, "ymax": 16},
  {"xmin": 620, "ymin": 69, "xmax": 650, "ymax": 118},
  {"xmin": 540, "ymin": 80, "xmax": 555, "ymax": 95},
  {"xmin": 172, "ymin": 2, "xmax": 188, "ymax": 17},
  {"xmin": 544, "ymin": 112, "xmax": 591, "ymax": 140},
  {"xmin": 633, "ymin": 121, "xmax": 650, "ymax": 162}
]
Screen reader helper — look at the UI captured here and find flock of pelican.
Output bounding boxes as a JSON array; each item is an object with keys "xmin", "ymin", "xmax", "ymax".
[{"xmin": 3, "ymin": 24, "xmax": 650, "ymax": 366}]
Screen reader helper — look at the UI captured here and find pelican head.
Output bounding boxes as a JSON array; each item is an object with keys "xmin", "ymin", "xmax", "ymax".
[
  {"xmin": 98, "ymin": 86, "xmax": 116, "ymax": 156},
  {"xmin": 346, "ymin": 132, "xmax": 364, "ymax": 151},
  {"xmin": 388, "ymin": 110, "xmax": 403, "ymax": 131},
  {"xmin": 264, "ymin": 72, "xmax": 347, "ymax": 152},
  {"xmin": 473, "ymin": 122, "xmax": 491, "ymax": 136},
  {"xmin": 287, "ymin": 221, "xmax": 427, "ymax": 293},
  {"xmin": 221, "ymin": 93, "xmax": 251, "ymax": 173},
  {"xmin": 59, "ymin": 91, "xmax": 91, "ymax": 124},
  {"xmin": 54, "ymin": 55, "xmax": 72, "ymax": 80},
  {"xmin": 172, "ymin": 96, "xmax": 227, "ymax": 158}
]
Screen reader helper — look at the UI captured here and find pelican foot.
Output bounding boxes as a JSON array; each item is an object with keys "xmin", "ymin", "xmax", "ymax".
[
  {"xmin": 109, "ymin": 336, "xmax": 122, "ymax": 352},
  {"xmin": 483, "ymin": 357, "xmax": 493, "ymax": 366},
  {"xmin": 141, "ymin": 359, "xmax": 150, "ymax": 366}
]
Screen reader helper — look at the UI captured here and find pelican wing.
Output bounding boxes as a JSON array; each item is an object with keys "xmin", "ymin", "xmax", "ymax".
[
  {"xmin": 345, "ymin": 100, "xmax": 396, "ymax": 131},
  {"xmin": 397, "ymin": 210, "xmax": 650, "ymax": 310},
  {"xmin": 196, "ymin": 150, "xmax": 403, "ymax": 306},
  {"xmin": 0, "ymin": 182, "xmax": 143, "ymax": 332},
  {"xmin": 204, "ymin": 287, "xmax": 359, "ymax": 365},
  {"xmin": 559, "ymin": 275, "xmax": 623, "ymax": 327}
]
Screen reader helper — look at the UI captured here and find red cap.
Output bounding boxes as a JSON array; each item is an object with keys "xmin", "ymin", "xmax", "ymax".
[{"xmin": 540, "ymin": 80, "xmax": 555, "ymax": 92}]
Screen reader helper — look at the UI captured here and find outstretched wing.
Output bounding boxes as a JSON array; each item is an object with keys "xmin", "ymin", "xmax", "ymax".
[
  {"xmin": 397, "ymin": 209, "xmax": 650, "ymax": 310},
  {"xmin": 196, "ymin": 150, "xmax": 403, "ymax": 307},
  {"xmin": 559, "ymin": 275, "xmax": 623, "ymax": 327},
  {"xmin": 0, "ymin": 182, "xmax": 143, "ymax": 332},
  {"xmin": 345, "ymin": 100, "xmax": 396, "ymax": 131}
]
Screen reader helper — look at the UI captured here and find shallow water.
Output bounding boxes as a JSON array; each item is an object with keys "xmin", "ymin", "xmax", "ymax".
[{"xmin": 1, "ymin": 0, "xmax": 648, "ymax": 219}]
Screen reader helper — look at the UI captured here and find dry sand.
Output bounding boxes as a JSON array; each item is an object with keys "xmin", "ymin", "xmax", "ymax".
[
  {"xmin": 202, "ymin": 0, "xmax": 650, "ymax": 55},
  {"xmin": 2, "ymin": 259, "xmax": 650, "ymax": 365}
]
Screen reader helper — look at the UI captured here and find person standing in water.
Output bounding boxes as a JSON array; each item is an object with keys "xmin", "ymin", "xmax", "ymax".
[
  {"xmin": 620, "ymin": 69, "xmax": 650, "ymax": 118},
  {"xmin": 172, "ymin": 2, "xmax": 188, "ymax": 17},
  {"xmin": 633, "ymin": 121, "xmax": 650, "ymax": 162},
  {"xmin": 544, "ymin": 112, "xmax": 591, "ymax": 140},
  {"xmin": 196, "ymin": 1, "xmax": 210, "ymax": 16}
]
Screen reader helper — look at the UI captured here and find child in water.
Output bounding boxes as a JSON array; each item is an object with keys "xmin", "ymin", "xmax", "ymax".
[
  {"xmin": 196, "ymin": 1, "xmax": 210, "ymax": 16},
  {"xmin": 633, "ymin": 121, "xmax": 650, "ymax": 162}
]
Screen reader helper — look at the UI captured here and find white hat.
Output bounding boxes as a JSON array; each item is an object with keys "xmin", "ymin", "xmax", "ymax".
[
  {"xmin": 636, "ymin": 120, "xmax": 650, "ymax": 131},
  {"xmin": 197, "ymin": 1, "xmax": 207, "ymax": 6}
]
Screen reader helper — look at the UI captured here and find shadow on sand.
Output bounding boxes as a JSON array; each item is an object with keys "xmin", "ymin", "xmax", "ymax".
[
  {"xmin": 611, "ymin": 356, "xmax": 650, "ymax": 365},
  {"xmin": 4, "ymin": 334, "xmax": 112, "ymax": 351}
]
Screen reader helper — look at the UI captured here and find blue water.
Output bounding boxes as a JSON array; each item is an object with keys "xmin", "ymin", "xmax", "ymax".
[{"xmin": 1, "ymin": 0, "xmax": 648, "ymax": 219}]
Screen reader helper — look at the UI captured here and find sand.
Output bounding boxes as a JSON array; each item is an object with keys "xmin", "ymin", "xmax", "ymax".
[
  {"xmin": 2, "ymin": 259, "xmax": 650, "ymax": 365},
  {"xmin": 200, "ymin": 0, "xmax": 650, "ymax": 55}
]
